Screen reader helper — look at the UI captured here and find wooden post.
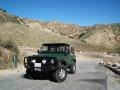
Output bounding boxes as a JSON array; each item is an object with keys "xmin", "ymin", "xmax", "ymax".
[{"xmin": 12, "ymin": 52, "xmax": 17, "ymax": 68}]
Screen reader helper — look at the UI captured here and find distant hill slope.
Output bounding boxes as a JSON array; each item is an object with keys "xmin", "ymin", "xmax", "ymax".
[
  {"xmin": 0, "ymin": 10, "xmax": 24, "ymax": 24},
  {"xmin": 0, "ymin": 9, "xmax": 120, "ymax": 53},
  {"xmin": 24, "ymin": 19, "xmax": 120, "ymax": 52}
]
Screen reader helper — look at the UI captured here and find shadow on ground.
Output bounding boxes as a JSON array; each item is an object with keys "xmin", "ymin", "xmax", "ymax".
[
  {"xmin": 21, "ymin": 72, "xmax": 55, "ymax": 82},
  {"xmin": 79, "ymin": 79, "xmax": 106, "ymax": 85}
]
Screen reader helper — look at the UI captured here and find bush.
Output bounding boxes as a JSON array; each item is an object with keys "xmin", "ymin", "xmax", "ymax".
[
  {"xmin": 113, "ymin": 47, "xmax": 120, "ymax": 54},
  {"xmin": 0, "ymin": 48, "xmax": 2, "ymax": 56},
  {"xmin": 3, "ymin": 39, "xmax": 19, "ymax": 53},
  {"xmin": 3, "ymin": 39, "xmax": 19, "ymax": 62},
  {"xmin": 0, "ymin": 8, "xmax": 7, "ymax": 13},
  {"xmin": 0, "ymin": 39, "xmax": 19, "ymax": 69},
  {"xmin": 0, "ymin": 38, "xmax": 19, "ymax": 55},
  {"xmin": 0, "ymin": 37, "xmax": 3, "ymax": 56}
]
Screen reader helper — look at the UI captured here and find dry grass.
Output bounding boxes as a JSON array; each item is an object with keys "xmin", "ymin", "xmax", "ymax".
[
  {"xmin": 0, "ymin": 48, "xmax": 12, "ymax": 69},
  {"xmin": 2, "ymin": 23, "xmax": 110, "ymax": 53},
  {"xmin": 0, "ymin": 23, "xmax": 109, "ymax": 52}
]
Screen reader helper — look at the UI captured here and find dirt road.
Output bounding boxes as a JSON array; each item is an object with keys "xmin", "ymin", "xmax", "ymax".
[{"xmin": 0, "ymin": 53, "xmax": 119, "ymax": 90}]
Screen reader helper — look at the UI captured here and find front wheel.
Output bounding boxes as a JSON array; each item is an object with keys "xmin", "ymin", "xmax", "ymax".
[
  {"xmin": 53, "ymin": 65, "xmax": 67, "ymax": 82},
  {"xmin": 26, "ymin": 69, "xmax": 36, "ymax": 79},
  {"xmin": 26, "ymin": 69, "xmax": 32, "ymax": 78}
]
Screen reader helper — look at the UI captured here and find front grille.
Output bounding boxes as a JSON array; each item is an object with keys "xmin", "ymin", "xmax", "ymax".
[
  {"xmin": 27, "ymin": 57, "xmax": 57, "ymax": 66},
  {"xmin": 36, "ymin": 59, "xmax": 42, "ymax": 63},
  {"xmin": 34, "ymin": 58, "xmax": 51, "ymax": 63},
  {"xmin": 35, "ymin": 58, "xmax": 48, "ymax": 63},
  {"xmin": 26, "ymin": 57, "xmax": 58, "ymax": 72}
]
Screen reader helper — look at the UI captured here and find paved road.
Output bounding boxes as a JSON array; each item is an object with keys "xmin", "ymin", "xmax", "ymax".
[{"xmin": 0, "ymin": 55, "xmax": 108, "ymax": 90}]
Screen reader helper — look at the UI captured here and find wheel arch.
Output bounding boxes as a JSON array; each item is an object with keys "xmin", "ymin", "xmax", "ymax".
[
  {"xmin": 73, "ymin": 59, "xmax": 76, "ymax": 63},
  {"xmin": 61, "ymin": 60, "xmax": 67, "ymax": 66}
]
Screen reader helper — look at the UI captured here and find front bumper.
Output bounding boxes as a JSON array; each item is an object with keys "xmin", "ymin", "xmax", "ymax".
[
  {"xmin": 24, "ymin": 57, "xmax": 58, "ymax": 72},
  {"xmin": 29, "ymin": 64, "xmax": 56, "ymax": 72}
]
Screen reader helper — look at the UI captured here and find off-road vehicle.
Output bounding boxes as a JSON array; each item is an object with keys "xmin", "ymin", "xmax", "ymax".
[{"xmin": 24, "ymin": 43, "xmax": 76, "ymax": 82}]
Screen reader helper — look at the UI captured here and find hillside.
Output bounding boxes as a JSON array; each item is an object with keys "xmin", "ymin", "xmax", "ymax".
[
  {"xmin": 24, "ymin": 19, "xmax": 120, "ymax": 52},
  {"xmin": 0, "ymin": 9, "xmax": 24, "ymax": 24},
  {"xmin": 0, "ymin": 9, "xmax": 120, "ymax": 53}
]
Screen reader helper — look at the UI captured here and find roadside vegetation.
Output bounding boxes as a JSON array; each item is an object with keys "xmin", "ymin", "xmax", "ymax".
[
  {"xmin": 0, "ymin": 37, "xmax": 19, "ymax": 69},
  {"xmin": 110, "ymin": 23, "xmax": 120, "ymax": 54}
]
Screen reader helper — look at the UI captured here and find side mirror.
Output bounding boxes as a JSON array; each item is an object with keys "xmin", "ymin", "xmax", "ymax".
[
  {"xmin": 70, "ymin": 47, "xmax": 75, "ymax": 54},
  {"xmin": 37, "ymin": 49, "xmax": 40, "ymax": 54}
]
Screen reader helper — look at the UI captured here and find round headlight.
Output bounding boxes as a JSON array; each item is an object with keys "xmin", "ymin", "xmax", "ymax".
[
  {"xmin": 42, "ymin": 59, "xmax": 46, "ymax": 64},
  {"xmin": 51, "ymin": 59, "xmax": 54, "ymax": 64},
  {"xmin": 32, "ymin": 59, "xmax": 36, "ymax": 63}
]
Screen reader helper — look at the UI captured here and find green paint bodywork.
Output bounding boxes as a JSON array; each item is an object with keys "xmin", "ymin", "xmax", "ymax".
[
  {"xmin": 29, "ymin": 50, "xmax": 76, "ymax": 67},
  {"xmin": 25, "ymin": 43, "xmax": 76, "ymax": 71}
]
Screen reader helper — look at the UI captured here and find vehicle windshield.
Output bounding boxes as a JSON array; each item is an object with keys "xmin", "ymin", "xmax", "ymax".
[{"xmin": 40, "ymin": 44, "xmax": 68, "ymax": 52}]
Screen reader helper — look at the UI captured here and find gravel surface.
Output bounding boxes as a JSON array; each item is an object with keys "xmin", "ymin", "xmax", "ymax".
[{"xmin": 0, "ymin": 54, "xmax": 120, "ymax": 90}]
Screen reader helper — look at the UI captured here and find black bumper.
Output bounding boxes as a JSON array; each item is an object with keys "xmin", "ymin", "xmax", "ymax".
[
  {"xmin": 27, "ymin": 64, "xmax": 57, "ymax": 72},
  {"xmin": 24, "ymin": 57, "xmax": 59, "ymax": 72},
  {"xmin": 24, "ymin": 57, "xmax": 58, "ymax": 72}
]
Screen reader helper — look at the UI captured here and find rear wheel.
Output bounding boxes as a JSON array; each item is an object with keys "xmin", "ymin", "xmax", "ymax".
[
  {"xmin": 69, "ymin": 64, "xmax": 76, "ymax": 74},
  {"xmin": 53, "ymin": 65, "xmax": 67, "ymax": 82}
]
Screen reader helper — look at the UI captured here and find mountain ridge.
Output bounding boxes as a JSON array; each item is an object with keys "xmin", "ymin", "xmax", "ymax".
[{"xmin": 0, "ymin": 9, "xmax": 120, "ymax": 53}]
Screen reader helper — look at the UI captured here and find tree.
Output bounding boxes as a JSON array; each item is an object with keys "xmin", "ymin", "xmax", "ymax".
[{"xmin": 0, "ymin": 8, "xmax": 7, "ymax": 13}]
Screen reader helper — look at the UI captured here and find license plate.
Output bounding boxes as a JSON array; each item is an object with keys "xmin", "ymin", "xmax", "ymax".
[
  {"xmin": 34, "ymin": 63, "xmax": 41, "ymax": 67},
  {"xmin": 35, "ymin": 68, "xmax": 41, "ymax": 71}
]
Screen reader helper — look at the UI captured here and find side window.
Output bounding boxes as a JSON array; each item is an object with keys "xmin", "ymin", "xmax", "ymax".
[
  {"xmin": 70, "ymin": 47, "xmax": 75, "ymax": 54},
  {"xmin": 49, "ymin": 46, "xmax": 56, "ymax": 52},
  {"xmin": 41, "ymin": 45, "xmax": 48, "ymax": 51},
  {"xmin": 58, "ymin": 46, "xmax": 65, "ymax": 52},
  {"xmin": 66, "ymin": 46, "xmax": 69, "ymax": 53}
]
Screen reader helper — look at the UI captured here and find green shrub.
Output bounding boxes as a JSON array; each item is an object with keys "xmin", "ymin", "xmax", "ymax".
[
  {"xmin": 113, "ymin": 47, "xmax": 120, "ymax": 54},
  {"xmin": 0, "ymin": 39, "xmax": 19, "ymax": 69},
  {"xmin": 0, "ymin": 48, "xmax": 2, "ymax": 56},
  {"xmin": 0, "ymin": 8, "xmax": 7, "ymax": 13},
  {"xmin": 3, "ymin": 39, "xmax": 19, "ymax": 53}
]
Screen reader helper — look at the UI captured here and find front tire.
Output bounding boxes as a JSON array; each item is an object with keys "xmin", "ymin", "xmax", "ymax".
[
  {"xmin": 53, "ymin": 65, "xmax": 67, "ymax": 82},
  {"xmin": 26, "ymin": 69, "xmax": 36, "ymax": 79},
  {"xmin": 26, "ymin": 69, "xmax": 32, "ymax": 78}
]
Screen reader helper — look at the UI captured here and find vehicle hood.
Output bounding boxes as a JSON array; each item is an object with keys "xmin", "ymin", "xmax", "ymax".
[{"xmin": 27, "ymin": 51, "xmax": 65, "ymax": 59}]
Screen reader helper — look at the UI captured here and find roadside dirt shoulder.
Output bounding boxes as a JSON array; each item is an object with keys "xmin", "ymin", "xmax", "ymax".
[{"xmin": 0, "ymin": 65, "xmax": 25, "ymax": 77}]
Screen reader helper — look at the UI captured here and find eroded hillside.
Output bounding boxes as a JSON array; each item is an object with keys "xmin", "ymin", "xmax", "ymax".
[
  {"xmin": 0, "ymin": 9, "xmax": 120, "ymax": 53},
  {"xmin": 24, "ymin": 19, "xmax": 120, "ymax": 52}
]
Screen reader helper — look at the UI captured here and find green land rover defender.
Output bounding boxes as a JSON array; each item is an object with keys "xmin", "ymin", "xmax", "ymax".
[{"xmin": 24, "ymin": 43, "xmax": 76, "ymax": 82}]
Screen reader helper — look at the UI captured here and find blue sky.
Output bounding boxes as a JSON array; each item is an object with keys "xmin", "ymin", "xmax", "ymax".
[{"xmin": 0, "ymin": 0, "xmax": 120, "ymax": 26}]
